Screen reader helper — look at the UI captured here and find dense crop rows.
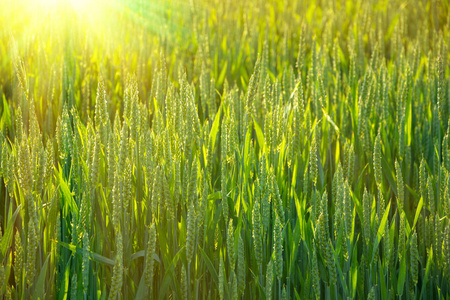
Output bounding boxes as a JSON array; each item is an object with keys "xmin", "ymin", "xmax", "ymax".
[{"xmin": 0, "ymin": 0, "xmax": 449, "ymax": 299}]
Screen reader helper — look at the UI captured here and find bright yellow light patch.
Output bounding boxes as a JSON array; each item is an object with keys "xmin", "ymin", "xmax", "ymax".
[
  {"xmin": 36, "ymin": 0, "xmax": 58, "ymax": 7},
  {"xmin": 68, "ymin": 0, "xmax": 91, "ymax": 12}
]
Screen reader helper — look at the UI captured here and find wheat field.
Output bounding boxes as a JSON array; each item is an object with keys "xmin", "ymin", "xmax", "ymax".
[{"xmin": 0, "ymin": 0, "xmax": 449, "ymax": 299}]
